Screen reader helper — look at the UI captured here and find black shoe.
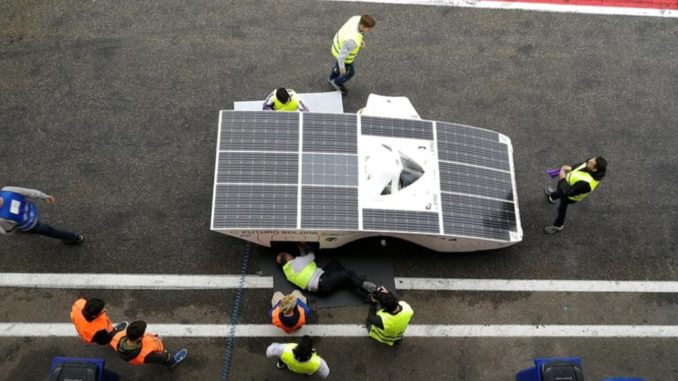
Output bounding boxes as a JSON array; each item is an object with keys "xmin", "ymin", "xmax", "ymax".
[
  {"xmin": 338, "ymin": 84, "xmax": 348, "ymax": 96},
  {"xmin": 544, "ymin": 186, "xmax": 556, "ymax": 204},
  {"xmin": 65, "ymin": 234, "xmax": 84, "ymax": 244},
  {"xmin": 276, "ymin": 360, "xmax": 286, "ymax": 369}
]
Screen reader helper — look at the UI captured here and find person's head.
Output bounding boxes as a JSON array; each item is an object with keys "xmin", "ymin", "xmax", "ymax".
[
  {"xmin": 126, "ymin": 320, "xmax": 147, "ymax": 341},
  {"xmin": 280, "ymin": 294, "xmax": 297, "ymax": 314},
  {"xmin": 293, "ymin": 335, "xmax": 314, "ymax": 362},
  {"xmin": 587, "ymin": 156, "xmax": 607, "ymax": 173},
  {"xmin": 275, "ymin": 252, "xmax": 294, "ymax": 267},
  {"xmin": 83, "ymin": 298, "xmax": 106, "ymax": 320},
  {"xmin": 275, "ymin": 88, "xmax": 290, "ymax": 104},
  {"xmin": 379, "ymin": 292, "xmax": 399, "ymax": 313},
  {"xmin": 359, "ymin": 15, "xmax": 375, "ymax": 32}
]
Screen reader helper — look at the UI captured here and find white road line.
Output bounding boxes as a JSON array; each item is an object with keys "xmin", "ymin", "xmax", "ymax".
[
  {"xmin": 3, "ymin": 273, "xmax": 678, "ymax": 293},
  {"xmin": 325, "ymin": 0, "xmax": 678, "ymax": 18},
  {"xmin": 2, "ymin": 323, "xmax": 678, "ymax": 337},
  {"xmin": 0, "ymin": 273, "xmax": 272, "ymax": 289},
  {"xmin": 394, "ymin": 278, "xmax": 678, "ymax": 293}
]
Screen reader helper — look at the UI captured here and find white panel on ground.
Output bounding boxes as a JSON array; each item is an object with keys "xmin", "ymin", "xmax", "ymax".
[{"xmin": 234, "ymin": 91, "xmax": 344, "ymax": 113}]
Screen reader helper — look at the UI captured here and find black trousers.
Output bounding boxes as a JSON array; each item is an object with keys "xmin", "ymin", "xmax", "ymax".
[
  {"xmin": 317, "ymin": 260, "xmax": 363, "ymax": 294},
  {"xmin": 549, "ymin": 191, "xmax": 576, "ymax": 227}
]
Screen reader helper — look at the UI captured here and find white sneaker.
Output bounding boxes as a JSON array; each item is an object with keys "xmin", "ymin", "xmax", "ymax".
[{"xmin": 544, "ymin": 225, "xmax": 564, "ymax": 234}]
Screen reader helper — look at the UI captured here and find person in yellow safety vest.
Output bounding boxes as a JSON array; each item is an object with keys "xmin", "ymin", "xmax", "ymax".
[
  {"xmin": 366, "ymin": 285, "xmax": 414, "ymax": 346},
  {"xmin": 262, "ymin": 88, "xmax": 309, "ymax": 112},
  {"xmin": 70, "ymin": 298, "xmax": 128, "ymax": 345},
  {"xmin": 110, "ymin": 320, "xmax": 188, "ymax": 368},
  {"xmin": 276, "ymin": 243, "xmax": 377, "ymax": 296},
  {"xmin": 327, "ymin": 15, "xmax": 375, "ymax": 96},
  {"xmin": 266, "ymin": 335, "xmax": 330, "ymax": 379},
  {"xmin": 543, "ymin": 156, "xmax": 607, "ymax": 234}
]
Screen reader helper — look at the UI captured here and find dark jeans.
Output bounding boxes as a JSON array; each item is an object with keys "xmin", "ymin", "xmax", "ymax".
[
  {"xmin": 27, "ymin": 221, "xmax": 79, "ymax": 242},
  {"xmin": 329, "ymin": 62, "xmax": 355, "ymax": 86},
  {"xmin": 144, "ymin": 351, "xmax": 173, "ymax": 366},
  {"xmin": 548, "ymin": 191, "xmax": 575, "ymax": 227},
  {"xmin": 318, "ymin": 260, "xmax": 363, "ymax": 294}
]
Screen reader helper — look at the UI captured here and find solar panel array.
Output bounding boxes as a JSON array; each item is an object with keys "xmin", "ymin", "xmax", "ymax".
[
  {"xmin": 213, "ymin": 111, "xmax": 519, "ymax": 242},
  {"xmin": 436, "ymin": 121, "xmax": 517, "ymax": 241}
]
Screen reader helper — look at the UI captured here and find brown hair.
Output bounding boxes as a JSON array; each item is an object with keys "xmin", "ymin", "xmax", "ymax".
[{"xmin": 360, "ymin": 15, "xmax": 375, "ymax": 28}]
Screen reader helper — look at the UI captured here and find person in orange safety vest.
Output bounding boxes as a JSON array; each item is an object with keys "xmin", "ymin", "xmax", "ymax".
[
  {"xmin": 110, "ymin": 320, "xmax": 187, "ymax": 368},
  {"xmin": 70, "ymin": 298, "xmax": 128, "ymax": 345},
  {"xmin": 268, "ymin": 290, "xmax": 311, "ymax": 334}
]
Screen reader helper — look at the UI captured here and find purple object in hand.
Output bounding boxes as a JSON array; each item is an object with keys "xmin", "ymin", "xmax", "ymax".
[{"xmin": 546, "ymin": 168, "xmax": 560, "ymax": 178}]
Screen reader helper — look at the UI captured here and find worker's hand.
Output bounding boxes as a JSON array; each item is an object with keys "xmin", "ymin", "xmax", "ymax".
[
  {"xmin": 558, "ymin": 169, "xmax": 567, "ymax": 180},
  {"xmin": 369, "ymin": 294, "xmax": 378, "ymax": 305},
  {"xmin": 561, "ymin": 165, "xmax": 572, "ymax": 172},
  {"xmin": 339, "ymin": 66, "xmax": 347, "ymax": 76},
  {"xmin": 45, "ymin": 195, "xmax": 55, "ymax": 205}
]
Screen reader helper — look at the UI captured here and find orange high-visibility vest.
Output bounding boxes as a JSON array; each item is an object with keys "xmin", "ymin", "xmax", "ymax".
[
  {"xmin": 110, "ymin": 331, "xmax": 165, "ymax": 365},
  {"xmin": 271, "ymin": 305, "xmax": 306, "ymax": 334},
  {"xmin": 70, "ymin": 298, "xmax": 112, "ymax": 343}
]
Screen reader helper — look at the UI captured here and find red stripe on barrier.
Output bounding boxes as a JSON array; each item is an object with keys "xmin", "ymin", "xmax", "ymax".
[{"xmin": 486, "ymin": 0, "xmax": 678, "ymax": 9}]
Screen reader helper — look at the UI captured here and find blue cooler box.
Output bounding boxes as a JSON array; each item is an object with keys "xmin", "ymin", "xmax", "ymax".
[
  {"xmin": 48, "ymin": 357, "xmax": 119, "ymax": 381},
  {"xmin": 516, "ymin": 357, "xmax": 584, "ymax": 381}
]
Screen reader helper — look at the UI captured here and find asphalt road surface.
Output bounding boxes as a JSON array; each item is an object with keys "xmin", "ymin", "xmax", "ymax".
[{"xmin": 1, "ymin": 1, "xmax": 677, "ymax": 380}]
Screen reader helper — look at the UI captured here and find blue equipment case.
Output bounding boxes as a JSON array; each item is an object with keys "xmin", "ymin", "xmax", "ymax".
[
  {"xmin": 516, "ymin": 357, "xmax": 584, "ymax": 381},
  {"xmin": 48, "ymin": 357, "xmax": 118, "ymax": 381}
]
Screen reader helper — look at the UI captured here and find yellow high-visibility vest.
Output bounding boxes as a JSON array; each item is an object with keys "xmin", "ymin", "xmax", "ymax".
[
  {"xmin": 331, "ymin": 16, "xmax": 363, "ymax": 64},
  {"xmin": 566, "ymin": 162, "xmax": 600, "ymax": 202},
  {"xmin": 369, "ymin": 301, "xmax": 414, "ymax": 346},
  {"xmin": 283, "ymin": 260, "xmax": 317, "ymax": 290},
  {"xmin": 280, "ymin": 343, "xmax": 322, "ymax": 375},
  {"xmin": 272, "ymin": 89, "xmax": 301, "ymax": 112}
]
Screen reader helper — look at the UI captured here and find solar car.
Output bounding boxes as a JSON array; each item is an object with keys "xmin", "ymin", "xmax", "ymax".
[{"xmin": 211, "ymin": 96, "xmax": 522, "ymax": 252}]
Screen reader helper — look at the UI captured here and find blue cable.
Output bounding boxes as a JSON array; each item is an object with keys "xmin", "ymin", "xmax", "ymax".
[{"xmin": 220, "ymin": 242, "xmax": 251, "ymax": 381}]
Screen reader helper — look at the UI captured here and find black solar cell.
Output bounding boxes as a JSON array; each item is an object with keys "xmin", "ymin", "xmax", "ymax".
[
  {"xmin": 301, "ymin": 187, "xmax": 359, "ymax": 230},
  {"xmin": 302, "ymin": 113, "xmax": 358, "ymax": 154}
]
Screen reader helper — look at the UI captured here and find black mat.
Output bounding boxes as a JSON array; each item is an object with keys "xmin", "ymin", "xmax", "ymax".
[{"xmin": 260, "ymin": 245, "xmax": 395, "ymax": 309}]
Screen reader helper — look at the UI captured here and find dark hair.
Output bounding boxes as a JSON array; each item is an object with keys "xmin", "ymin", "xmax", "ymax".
[
  {"xmin": 276, "ymin": 252, "xmax": 292, "ymax": 267},
  {"xmin": 380, "ymin": 292, "xmax": 399, "ymax": 313},
  {"xmin": 595, "ymin": 156, "xmax": 607, "ymax": 173},
  {"xmin": 83, "ymin": 298, "xmax": 105, "ymax": 320},
  {"xmin": 276, "ymin": 88, "xmax": 290, "ymax": 104},
  {"xmin": 360, "ymin": 15, "xmax": 375, "ymax": 28},
  {"xmin": 126, "ymin": 320, "xmax": 147, "ymax": 341},
  {"xmin": 293, "ymin": 335, "xmax": 314, "ymax": 362}
]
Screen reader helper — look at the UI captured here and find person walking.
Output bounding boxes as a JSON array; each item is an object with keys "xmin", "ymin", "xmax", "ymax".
[
  {"xmin": 543, "ymin": 156, "xmax": 607, "ymax": 234},
  {"xmin": 110, "ymin": 320, "xmax": 187, "ymax": 368},
  {"xmin": 262, "ymin": 88, "xmax": 309, "ymax": 112},
  {"xmin": 327, "ymin": 14, "xmax": 375, "ymax": 95},
  {"xmin": 266, "ymin": 335, "xmax": 330, "ymax": 379},
  {"xmin": 0, "ymin": 185, "xmax": 83, "ymax": 243},
  {"xmin": 268, "ymin": 290, "xmax": 311, "ymax": 334},
  {"xmin": 276, "ymin": 243, "xmax": 377, "ymax": 296},
  {"xmin": 366, "ymin": 286, "xmax": 414, "ymax": 346},
  {"xmin": 70, "ymin": 298, "xmax": 128, "ymax": 345}
]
